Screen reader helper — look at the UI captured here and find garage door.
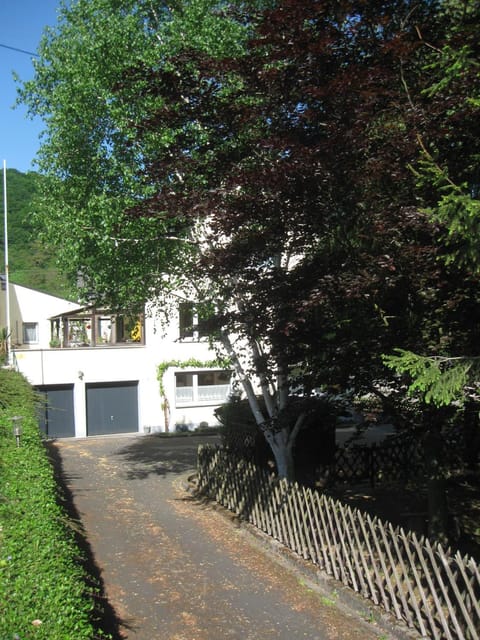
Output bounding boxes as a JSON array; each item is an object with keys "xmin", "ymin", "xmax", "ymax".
[
  {"xmin": 86, "ymin": 381, "xmax": 138, "ymax": 436},
  {"xmin": 36, "ymin": 385, "xmax": 75, "ymax": 438}
]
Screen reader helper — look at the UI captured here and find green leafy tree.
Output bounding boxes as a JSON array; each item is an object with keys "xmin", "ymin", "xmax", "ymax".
[{"xmin": 18, "ymin": 0, "xmax": 250, "ymax": 310}]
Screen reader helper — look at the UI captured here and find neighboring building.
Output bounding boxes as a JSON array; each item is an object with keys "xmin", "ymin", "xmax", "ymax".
[{"xmin": 1, "ymin": 279, "xmax": 232, "ymax": 438}]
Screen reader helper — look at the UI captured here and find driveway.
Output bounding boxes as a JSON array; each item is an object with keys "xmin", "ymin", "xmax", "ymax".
[{"xmin": 50, "ymin": 434, "xmax": 387, "ymax": 640}]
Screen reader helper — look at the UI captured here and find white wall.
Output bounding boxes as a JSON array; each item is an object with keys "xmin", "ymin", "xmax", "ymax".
[
  {"xmin": 7, "ymin": 285, "xmax": 229, "ymax": 437},
  {"xmin": 1, "ymin": 283, "xmax": 80, "ymax": 349}
]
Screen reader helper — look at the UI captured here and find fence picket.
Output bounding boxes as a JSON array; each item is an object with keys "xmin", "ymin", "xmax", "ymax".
[
  {"xmin": 399, "ymin": 528, "xmax": 436, "ymax": 637},
  {"xmin": 410, "ymin": 532, "xmax": 453, "ymax": 639},
  {"xmin": 344, "ymin": 505, "xmax": 374, "ymax": 599},
  {"xmin": 454, "ymin": 553, "xmax": 480, "ymax": 625},
  {"xmin": 386, "ymin": 523, "xmax": 419, "ymax": 629},
  {"xmin": 273, "ymin": 481, "xmax": 289, "ymax": 546},
  {"xmin": 289, "ymin": 483, "xmax": 309, "ymax": 559},
  {"xmin": 312, "ymin": 492, "xmax": 333, "ymax": 574},
  {"xmin": 322, "ymin": 494, "xmax": 343, "ymax": 582},
  {"xmin": 301, "ymin": 487, "xmax": 319, "ymax": 563},
  {"xmin": 330, "ymin": 498, "xmax": 359, "ymax": 591},
  {"xmin": 427, "ymin": 543, "xmax": 477, "ymax": 640},
  {"xmin": 377, "ymin": 519, "xmax": 410, "ymax": 620}
]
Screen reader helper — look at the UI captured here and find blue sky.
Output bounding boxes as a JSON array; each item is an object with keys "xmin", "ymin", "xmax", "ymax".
[{"xmin": 0, "ymin": 1, "xmax": 61, "ymax": 173}]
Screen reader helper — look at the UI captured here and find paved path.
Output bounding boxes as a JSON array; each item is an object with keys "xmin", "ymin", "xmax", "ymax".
[{"xmin": 51, "ymin": 435, "xmax": 385, "ymax": 640}]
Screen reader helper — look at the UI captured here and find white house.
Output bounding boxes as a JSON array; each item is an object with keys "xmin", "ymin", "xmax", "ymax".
[{"xmin": 1, "ymin": 278, "xmax": 232, "ymax": 438}]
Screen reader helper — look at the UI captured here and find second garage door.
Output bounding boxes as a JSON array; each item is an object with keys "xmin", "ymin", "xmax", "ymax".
[{"xmin": 86, "ymin": 381, "xmax": 139, "ymax": 436}]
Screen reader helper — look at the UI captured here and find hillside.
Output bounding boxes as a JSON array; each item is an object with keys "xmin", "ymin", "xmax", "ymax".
[{"xmin": 0, "ymin": 168, "xmax": 71, "ymax": 298}]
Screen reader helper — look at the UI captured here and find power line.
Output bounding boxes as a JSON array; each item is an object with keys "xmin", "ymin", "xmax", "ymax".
[{"xmin": 0, "ymin": 43, "xmax": 39, "ymax": 58}]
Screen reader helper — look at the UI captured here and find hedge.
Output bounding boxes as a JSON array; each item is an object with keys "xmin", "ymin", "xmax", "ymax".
[{"xmin": 0, "ymin": 369, "xmax": 103, "ymax": 639}]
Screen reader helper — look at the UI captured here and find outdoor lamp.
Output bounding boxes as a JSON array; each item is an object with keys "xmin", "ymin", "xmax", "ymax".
[{"xmin": 12, "ymin": 416, "xmax": 23, "ymax": 447}]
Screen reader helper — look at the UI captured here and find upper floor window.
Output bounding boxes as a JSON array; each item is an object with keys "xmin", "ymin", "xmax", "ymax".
[
  {"xmin": 179, "ymin": 303, "xmax": 195, "ymax": 339},
  {"xmin": 50, "ymin": 309, "xmax": 145, "ymax": 348},
  {"xmin": 178, "ymin": 303, "xmax": 209, "ymax": 341},
  {"xmin": 23, "ymin": 322, "xmax": 39, "ymax": 344}
]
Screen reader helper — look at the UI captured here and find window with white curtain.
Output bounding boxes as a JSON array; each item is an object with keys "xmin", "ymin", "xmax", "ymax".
[
  {"xmin": 23, "ymin": 322, "xmax": 39, "ymax": 344},
  {"xmin": 175, "ymin": 370, "xmax": 232, "ymax": 405}
]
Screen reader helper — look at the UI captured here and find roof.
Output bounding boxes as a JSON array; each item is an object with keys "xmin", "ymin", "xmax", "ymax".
[{"xmin": 49, "ymin": 305, "xmax": 109, "ymax": 320}]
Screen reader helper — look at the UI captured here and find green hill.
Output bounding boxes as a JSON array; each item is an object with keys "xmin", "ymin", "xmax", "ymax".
[{"xmin": 0, "ymin": 168, "xmax": 70, "ymax": 298}]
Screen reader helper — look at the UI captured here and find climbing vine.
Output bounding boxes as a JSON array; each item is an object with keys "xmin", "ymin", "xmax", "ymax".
[
  {"xmin": 156, "ymin": 357, "xmax": 230, "ymax": 397},
  {"xmin": 156, "ymin": 357, "xmax": 231, "ymax": 431}
]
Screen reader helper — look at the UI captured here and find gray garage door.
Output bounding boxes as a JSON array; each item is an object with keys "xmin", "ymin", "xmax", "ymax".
[
  {"xmin": 36, "ymin": 385, "xmax": 75, "ymax": 438},
  {"xmin": 86, "ymin": 381, "xmax": 139, "ymax": 436}
]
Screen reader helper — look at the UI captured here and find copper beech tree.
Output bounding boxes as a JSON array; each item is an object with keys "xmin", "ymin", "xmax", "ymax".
[{"xmin": 119, "ymin": 0, "xmax": 454, "ymax": 480}]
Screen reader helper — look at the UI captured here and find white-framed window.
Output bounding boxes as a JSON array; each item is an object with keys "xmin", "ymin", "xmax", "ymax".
[
  {"xmin": 23, "ymin": 322, "xmax": 39, "ymax": 344},
  {"xmin": 175, "ymin": 370, "xmax": 232, "ymax": 405}
]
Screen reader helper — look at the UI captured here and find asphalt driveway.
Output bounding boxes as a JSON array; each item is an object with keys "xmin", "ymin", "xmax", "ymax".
[{"xmin": 49, "ymin": 434, "xmax": 388, "ymax": 640}]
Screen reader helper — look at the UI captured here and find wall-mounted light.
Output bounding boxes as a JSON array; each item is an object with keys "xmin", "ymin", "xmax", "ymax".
[
  {"xmin": 12, "ymin": 416, "xmax": 23, "ymax": 447},
  {"xmin": 78, "ymin": 371, "xmax": 84, "ymax": 380}
]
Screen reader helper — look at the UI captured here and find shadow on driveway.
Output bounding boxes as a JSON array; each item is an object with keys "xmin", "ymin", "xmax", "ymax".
[
  {"xmin": 45, "ymin": 441, "xmax": 126, "ymax": 640},
  {"xmin": 114, "ymin": 433, "xmax": 221, "ymax": 480}
]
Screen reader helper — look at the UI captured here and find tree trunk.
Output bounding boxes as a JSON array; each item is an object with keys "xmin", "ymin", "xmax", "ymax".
[
  {"xmin": 464, "ymin": 401, "xmax": 480, "ymax": 469},
  {"xmin": 424, "ymin": 427, "xmax": 449, "ymax": 544},
  {"xmin": 264, "ymin": 428, "xmax": 296, "ymax": 481}
]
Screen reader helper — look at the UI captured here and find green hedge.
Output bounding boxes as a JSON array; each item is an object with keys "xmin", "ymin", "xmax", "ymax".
[{"xmin": 0, "ymin": 369, "xmax": 100, "ymax": 639}]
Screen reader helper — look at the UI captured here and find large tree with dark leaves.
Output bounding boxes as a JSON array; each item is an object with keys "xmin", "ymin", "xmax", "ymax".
[{"xmin": 120, "ymin": 0, "xmax": 452, "ymax": 478}]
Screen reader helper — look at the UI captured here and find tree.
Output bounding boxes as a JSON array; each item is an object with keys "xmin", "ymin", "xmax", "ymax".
[
  {"xmin": 18, "ymin": 0, "xmax": 251, "ymax": 310},
  {"xmin": 20, "ymin": 0, "xmax": 480, "ymax": 494},
  {"xmin": 18, "ymin": 0, "xmax": 425, "ymax": 476},
  {"xmin": 384, "ymin": 0, "xmax": 480, "ymax": 408}
]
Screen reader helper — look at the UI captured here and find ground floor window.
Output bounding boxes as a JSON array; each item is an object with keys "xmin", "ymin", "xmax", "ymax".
[{"xmin": 175, "ymin": 370, "xmax": 232, "ymax": 405}]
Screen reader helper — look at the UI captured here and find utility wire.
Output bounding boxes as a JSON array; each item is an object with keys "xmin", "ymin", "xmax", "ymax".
[{"xmin": 0, "ymin": 43, "xmax": 39, "ymax": 57}]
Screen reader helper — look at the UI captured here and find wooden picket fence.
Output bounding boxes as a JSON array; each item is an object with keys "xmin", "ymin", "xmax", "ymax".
[
  {"xmin": 324, "ymin": 439, "xmax": 424, "ymax": 487},
  {"xmin": 196, "ymin": 445, "xmax": 480, "ymax": 640}
]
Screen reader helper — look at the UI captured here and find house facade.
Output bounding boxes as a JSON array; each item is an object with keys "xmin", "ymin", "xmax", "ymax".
[{"xmin": 1, "ymin": 279, "xmax": 232, "ymax": 438}]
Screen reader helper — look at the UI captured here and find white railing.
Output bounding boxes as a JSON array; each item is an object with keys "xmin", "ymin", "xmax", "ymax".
[
  {"xmin": 198, "ymin": 384, "xmax": 229, "ymax": 402},
  {"xmin": 175, "ymin": 384, "xmax": 230, "ymax": 404}
]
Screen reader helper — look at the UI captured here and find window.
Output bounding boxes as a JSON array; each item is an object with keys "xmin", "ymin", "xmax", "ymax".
[
  {"xmin": 175, "ymin": 370, "xmax": 232, "ymax": 405},
  {"xmin": 23, "ymin": 322, "xmax": 39, "ymax": 344},
  {"xmin": 179, "ymin": 303, "xmax": 195, "ymax": 339},
  {"xmin": 178, "ymin": 302, "xmax": 210, "ymax": 340}
]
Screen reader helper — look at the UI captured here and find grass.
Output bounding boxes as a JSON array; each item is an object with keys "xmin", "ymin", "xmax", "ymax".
[{"xmin": 0, "ymin": 369, "xmax": 105, "ymax": 639}]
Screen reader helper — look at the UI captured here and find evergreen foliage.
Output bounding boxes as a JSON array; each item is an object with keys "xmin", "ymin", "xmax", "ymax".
[{"xmin": 383, "ymin": 349, "xmax": 474, "ymax": 406}]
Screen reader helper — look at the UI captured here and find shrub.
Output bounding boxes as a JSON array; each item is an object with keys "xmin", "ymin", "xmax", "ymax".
[
  {"xmin": 0, "ymin": 370, "xmax": 101, "ymax": 639},
  {"xmin": 215, "ymin": 395, "xmax": 336, "ymax": 480}
]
